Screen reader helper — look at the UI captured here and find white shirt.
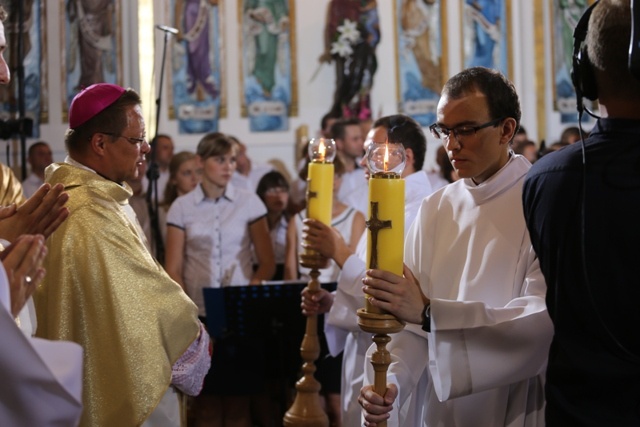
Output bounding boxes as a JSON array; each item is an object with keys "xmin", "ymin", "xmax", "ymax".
[
  {"xmin": 296, "ymin": 206, "xmax": 360, "ymax": 284},
  {"xmin": 231, "ymin": 163, "xmax": 273, "ymax": 192},
  {"xmin": 338, "ymin": 167, "xmax": 368, "ymax": 214},
  {"xmin": 21, "ymin": 172, "xmax": 43, "ymax": 198},
  {"xmin": 167, "ymin": 183, "xmax": 267, "ymax": 316},
  {"xmin": 426, "ymin": 170, "xmax": 449, "ymax": 191},
  {"xmin": 370, "ymin": 155, "xmax": 553, "ymax": 427},
  {"xmin": 324, "ymin": 170, "xmax": 434, "ymax": 427},
  {"xmin": 270, "ymin": 215, "xmax": 288, "ymax": 264}
]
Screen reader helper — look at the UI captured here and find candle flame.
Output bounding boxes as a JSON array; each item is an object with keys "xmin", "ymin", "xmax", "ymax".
[
  {"xmin": 383, "ymin": 144, "xmax": 389, "ymax": 172},
  {"xmin": 319, "ymin": 139, "xmax": 326, "ymax": 162}
]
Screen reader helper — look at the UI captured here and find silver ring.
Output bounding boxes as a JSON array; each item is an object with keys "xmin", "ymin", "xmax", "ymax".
[{"xmin": 25, "ymin": 276, "xmax": 32, "ymax": 284}]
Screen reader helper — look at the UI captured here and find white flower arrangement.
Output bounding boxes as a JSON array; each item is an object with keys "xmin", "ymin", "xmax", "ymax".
[{"xmin": 330, "ymin": 19, "xmax": 361, "ymax": 59}]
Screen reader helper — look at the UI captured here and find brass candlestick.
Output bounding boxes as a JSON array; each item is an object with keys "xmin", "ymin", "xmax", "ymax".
[{"xmin": 283, "ymin": 253, "xmax": 330, "ymax": 427}]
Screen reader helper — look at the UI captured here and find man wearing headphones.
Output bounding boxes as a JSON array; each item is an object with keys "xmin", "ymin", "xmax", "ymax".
[{"xmin": 523, "ymin": 0, "xmax": 640, "ymax": 425}]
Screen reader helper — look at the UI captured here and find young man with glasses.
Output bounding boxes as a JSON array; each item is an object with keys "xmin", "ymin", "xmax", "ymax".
[
  {"xmin": 35, "ymin": 83, "xmax": 211, "ymax": 427},
  {"xmin": 358, "ymin": 67, "xmax": 552, "ymax": 427}
]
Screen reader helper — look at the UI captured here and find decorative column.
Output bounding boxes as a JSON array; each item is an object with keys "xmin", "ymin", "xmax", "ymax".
[
  {"xmin": 357, "ymin": 141, "xmax": 407, "ymax": 427},
  {"xmin": 284, "ymin": 137, "xmax": 335, "ymax": 427}
]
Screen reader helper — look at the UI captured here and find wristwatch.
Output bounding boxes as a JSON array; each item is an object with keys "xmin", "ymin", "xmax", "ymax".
[{"xmin": 421, "ymin": 303, "xmax": 431, "ymax": 332}]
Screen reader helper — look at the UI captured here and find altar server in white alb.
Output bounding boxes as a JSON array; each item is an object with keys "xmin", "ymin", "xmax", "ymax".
[
  {"xmin": 301, "ymin": 114, "xmax": 434, "ymax": 426},
  {"xmin": 358, "ymin": 67, "xmax": 553, "ymax": 427}
]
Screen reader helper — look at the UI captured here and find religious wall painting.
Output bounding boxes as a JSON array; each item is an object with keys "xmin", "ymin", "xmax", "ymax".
[
  {"xmin": 168, "ymin": 0, "xmax": 226, "ymax": 134},
  {"xmin": 460, "ymin": 0, "xmax": 512, "ymax": 78},
  {"xmin": 61, "ymin": 0, "xmax": 123, "ymax": 122},
  {"xmin": 549, "ymin": 0, "xmax": 595, "ymax": 123},
  {"xmin": 320, "ymin": 0, "xmax": 380, "ymax": 121},
  {"xmin": 239, "ymin": 0, "xmax": 297, "ymax": 132},
  {"xmin": 0, "ymin": 0, "xmax": 47, "ymax": 139},
  {"xmin": 394, "ymin": 0, "xmax": 447, "ymax": 127}
]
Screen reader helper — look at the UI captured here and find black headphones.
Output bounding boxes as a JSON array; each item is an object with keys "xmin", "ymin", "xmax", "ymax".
[
  {"xmin": 573, "ymin": 0, "xmax": 640, "ymax": 115},
  {"xmin": 571, "ymin": 1, "xmax": 600, "ymax": 115}
]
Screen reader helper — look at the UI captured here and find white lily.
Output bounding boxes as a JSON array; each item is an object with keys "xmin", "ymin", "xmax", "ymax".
[
  {"xmin": 330, "ymin": 39, "xmax": 354, "ymax": 58},
  {"xmin": 337, "ymin": 19, "xmax": 360, "ymax": 44}
]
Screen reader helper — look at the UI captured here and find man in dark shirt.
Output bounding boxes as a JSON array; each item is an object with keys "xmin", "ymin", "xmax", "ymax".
[{"xmin": 523, "ymin": 1, "xmax": 640, "ymax": 425}]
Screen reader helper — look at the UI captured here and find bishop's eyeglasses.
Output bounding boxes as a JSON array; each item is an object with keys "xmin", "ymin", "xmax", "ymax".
[{"xmin": 99, "ymin": 132, "xmax": 147, "ymax": 146}]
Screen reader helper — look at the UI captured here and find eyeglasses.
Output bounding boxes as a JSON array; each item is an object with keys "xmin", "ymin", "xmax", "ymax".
[
  {"xmin": 99, "ymin": 132, "xmax": 147, "ymax": 146},
  {"xmin": 265, "ymin": 187, "xmax": 288, "ymax": 195},
  {"xmin": 429, "ymin": 117, "xmax": 505, "ymax": 141}
]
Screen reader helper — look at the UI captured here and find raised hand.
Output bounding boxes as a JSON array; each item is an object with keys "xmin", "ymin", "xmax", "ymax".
[
  {"xmin": 0, "ymin": 183, "xmax": 69, "ymax": 243},
  {"xmin": 1, "ymin": 234, "xmax": 47, "ymax": 317}
]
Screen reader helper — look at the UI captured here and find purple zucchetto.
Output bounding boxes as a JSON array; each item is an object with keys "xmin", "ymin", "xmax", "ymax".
[{"xmin": 68, "ymin": 83, "xmax": 126, "ymax": 129}]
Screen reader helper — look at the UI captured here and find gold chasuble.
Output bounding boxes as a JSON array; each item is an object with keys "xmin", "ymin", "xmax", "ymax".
[
  {"xmin": 0, "ymin": 163, "xmax": 25, "ymax": 206},
  {"xmin": 35, "ymin": 163, "xmax": 201, "ymax": 427}
]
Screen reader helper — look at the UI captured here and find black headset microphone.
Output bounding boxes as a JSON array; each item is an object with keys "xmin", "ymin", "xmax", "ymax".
[{"xmin": 570, "ymin": 0, "xmax": 640, "ymax": 362}]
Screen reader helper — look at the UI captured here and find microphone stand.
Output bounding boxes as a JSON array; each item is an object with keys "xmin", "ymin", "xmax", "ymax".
[
  {"xmin": 147, "ymin": 26, "xmax": 175, "ymax": 264},
  {"xmin": 17, "ymin": 1, "xmax": 27, "ymax": 180}
]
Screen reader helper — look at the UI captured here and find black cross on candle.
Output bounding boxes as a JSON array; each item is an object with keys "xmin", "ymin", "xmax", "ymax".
[
  {"xmin": 306, "ymin": 177, "xmax": 317, "ymax": 202},
  {"xmin": 366, "ymin": 201, "xmax": 392, "ymax": 269}
]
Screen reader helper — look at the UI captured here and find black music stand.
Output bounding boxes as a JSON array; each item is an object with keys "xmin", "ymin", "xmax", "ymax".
[{"xmin": 203, "ymin": 282, "xmax": 337, "ymax": 420}]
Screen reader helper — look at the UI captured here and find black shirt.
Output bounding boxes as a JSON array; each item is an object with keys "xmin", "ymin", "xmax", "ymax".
[{"xmin": 523, "ymin": 118, "xmax": 640, "ymax": 426}]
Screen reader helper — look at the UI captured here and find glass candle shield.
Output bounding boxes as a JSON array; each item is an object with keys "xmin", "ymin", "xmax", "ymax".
[{"xmin": 366, "ymin": 141, "xmax": 406, "ymax": 176}]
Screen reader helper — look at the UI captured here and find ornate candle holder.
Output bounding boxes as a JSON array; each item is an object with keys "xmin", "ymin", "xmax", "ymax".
[
  {"xmin": 357, "ymin": 141, "xmax": 407, "ymax": 427},
  {"xmin": 284, "ymin": 138, "xmax": 335, "ymax": 427}
]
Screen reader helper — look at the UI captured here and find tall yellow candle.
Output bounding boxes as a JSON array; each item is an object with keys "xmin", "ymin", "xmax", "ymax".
[
  {"xmin": 302, "ymin": 138, "xmax": 336, "ymax": 265},
  {"xmin": 306, "ymin": 161, "xmax": 334, "ymax": 225},
  {"xmin": 365, "ymin": 142, "xmax": 406, "ymax": 314}
]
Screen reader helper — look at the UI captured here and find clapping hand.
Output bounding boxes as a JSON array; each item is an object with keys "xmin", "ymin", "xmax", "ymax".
[
  {"xmin": 1, "ymin": 235, "xmax": 47, "ymax": 317},
  {"xmin": 0, "ymin": 183, "xmax": 69, "ymax": 243}
]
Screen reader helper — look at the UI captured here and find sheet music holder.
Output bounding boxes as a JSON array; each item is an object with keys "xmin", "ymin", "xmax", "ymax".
[
  {"xmin": 203, "ymin": 281, "xmax": 337, "ymax": 340},
  {"xmin": 202, "ymin": 281, "xmax": 337, "ymax": 413}
]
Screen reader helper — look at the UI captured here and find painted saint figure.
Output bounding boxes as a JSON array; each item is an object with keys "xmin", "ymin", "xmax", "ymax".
[
  {"xmin": 401, "ymin": 0, "xmax": 440, "ymax": 94},
  {"xmin": 66, "ymin": 0, "xmax": 116, "ymax": 90},
  {"xmin": 244, "ymin": 0, "xmax": 289, "ymax": 97},
  {"xmin": 464, "ymin": 0, "xmax": 501, "ymax": 69},
  {"xmin": 175, "ymin": 0, "xmax": 218, "ymax": 100},
  {"xmin": 321, "ymin": 0, "xmax": 380, "ymax": 120}
]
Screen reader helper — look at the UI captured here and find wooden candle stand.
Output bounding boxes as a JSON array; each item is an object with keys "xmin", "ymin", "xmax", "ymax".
[
  {"xmin": 283, "ymin": 253, "xmax": 330, "ymax": 427},
  {"xmin": 357, "ymin": 309, "xmax": 405, "ymax": 399}
]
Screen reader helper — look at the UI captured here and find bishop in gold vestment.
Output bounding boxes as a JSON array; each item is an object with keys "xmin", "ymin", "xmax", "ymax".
[
  {"xmin": 35, "ymin": 83, "xmax": 209, "ymax": 427},
  {"xmin": 36, "ymin": 162, "xmax": 205, "ymax": 426}
]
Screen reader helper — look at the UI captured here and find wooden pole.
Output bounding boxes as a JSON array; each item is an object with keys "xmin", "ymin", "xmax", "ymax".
[
  {"xmin": 357, "ymin": 306, "xmax": 404, "ymax": 427},
  {"xmin": 283, "ymin": 257, "xmax": 329, "ymax": 427}
]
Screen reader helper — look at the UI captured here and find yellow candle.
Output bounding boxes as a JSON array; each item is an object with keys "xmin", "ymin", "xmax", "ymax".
[
  {"xmin": 365, "ymin": 174, "xmax": 405, "ymax": 313},
  {"xmin": 302, "ymin": 138, "xmax": 336, "ymax": 267},
  {"xmin": 306, "ymin": 161, "xmax": 334, "ymax": 225}
]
